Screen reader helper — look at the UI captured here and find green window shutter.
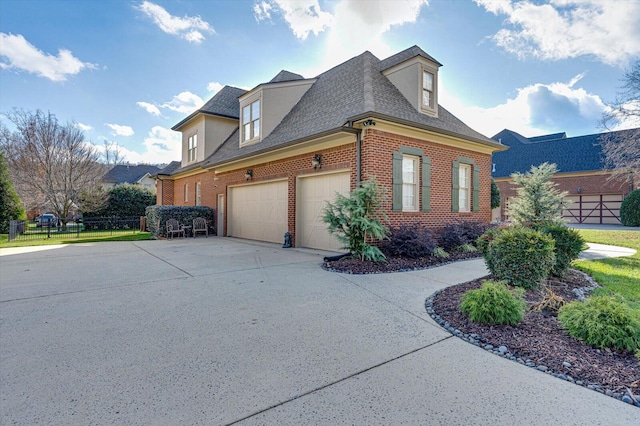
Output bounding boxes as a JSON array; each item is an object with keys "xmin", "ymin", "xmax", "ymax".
[
  {"xmin": 451, "ymin": 161, "xmax": 459, "ymax": 212},
  {"xmin": 421, "ymin": 156, "xmax": 431, "ymax": 212},
  {"xmin": 472, "ymin": 165, "xmax": 480, "ymax": 212},
  {"xmin": 392, "ymin": 151, "xmax": 403, "ymax": 211}
]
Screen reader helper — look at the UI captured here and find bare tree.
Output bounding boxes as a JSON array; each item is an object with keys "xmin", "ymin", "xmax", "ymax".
[
  {"xmin": 103, "ymin": 139, "xmax": 125, "ymax": 167},
  {"xmin": 600, "ymin": 60, "xmax": 640, "ymax": 181},
  {"xmin": 0, "ymin": 109, "xmax": 107, "ymax": 229}
]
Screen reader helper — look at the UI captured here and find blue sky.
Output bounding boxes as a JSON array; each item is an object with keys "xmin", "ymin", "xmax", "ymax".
[{"xmin": 1, "ymin": 0, "xmax": 639, "ymax": 164}]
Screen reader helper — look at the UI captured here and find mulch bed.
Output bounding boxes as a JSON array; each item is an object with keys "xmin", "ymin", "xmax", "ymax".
[{"xmin": 323, "ymin": 254, "xmax": 640, "ymax": 406}]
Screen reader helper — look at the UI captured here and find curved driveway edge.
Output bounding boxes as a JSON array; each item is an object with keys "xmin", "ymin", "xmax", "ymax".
[{"xmin": 1, "ymin": 238, "xmax": 637, "ymax": 425}]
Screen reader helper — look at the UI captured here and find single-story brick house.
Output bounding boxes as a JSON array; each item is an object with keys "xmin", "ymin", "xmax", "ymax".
[
  {"xmin": 156, "ymin": 46, "xmax": 507, "ymax": 251},
  {"xmin": 491, "ymin": 128, "xmax": 639, "ymax": 224}
]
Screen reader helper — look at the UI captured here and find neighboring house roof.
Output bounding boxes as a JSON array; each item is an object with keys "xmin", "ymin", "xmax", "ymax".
[
  {"xmin": 172, "ymin": 85, "xmax": 248, "ymax": 130},
  {"xmin": 154, "ymin": 161, "xmax": 182, "ymax": 176},
  {"xmin": 203, "ymin": 48, "xmax": 497, "ymax": 167},
  {"xmin": 491, "ymin": 128, "xmax": 637, "ymax": 178},
  {"xmin": 103, "ymin": 164, "xmax": 161, "ymax": 184}
]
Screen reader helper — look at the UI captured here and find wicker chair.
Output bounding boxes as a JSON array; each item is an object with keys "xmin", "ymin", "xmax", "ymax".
[
  {"xmin": 166, "ymin": 218, "xmax": 185, "ymax": 239},
  {"xmin": 192, "ymin": 217, "xmax": 208, "ymax": 238}
]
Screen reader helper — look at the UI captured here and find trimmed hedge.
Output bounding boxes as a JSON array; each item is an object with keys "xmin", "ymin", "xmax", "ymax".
[
  {"xmin": 483, "ymin": 226, "xmax": 556, "ymax": 289},
  {"xmin": 146, "ymin": 206, "xmax": 214, "ymax": 237}
]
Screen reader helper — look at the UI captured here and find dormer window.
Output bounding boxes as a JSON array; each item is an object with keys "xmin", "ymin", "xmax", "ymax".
[
  {"xmin": 188, "ymin": 134, "xmax": 198, "ymax": 162},
  {"xmin": 422, "ymin": 70, "xmax": 434, "ymax": 109},
  {"xmin": 242, "ymin": 99, "xmax": 260, "ymax": 142}
]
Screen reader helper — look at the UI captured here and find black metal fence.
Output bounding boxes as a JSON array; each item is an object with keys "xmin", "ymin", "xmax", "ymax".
[{"xmin": 8, "ymin": 217, "xmax": 143, "ymax": 242}]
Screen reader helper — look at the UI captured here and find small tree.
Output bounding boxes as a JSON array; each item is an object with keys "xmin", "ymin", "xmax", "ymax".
[
  {"xmin": 490, "ymin": 179, "xmax": 501, "ymax": 209},
  {"xmin": 0, "ymin": 150, "xmax": 25, "ymax": 233},
  {"xmin": 508, "ymin": 162, "xmax": 568, "ymax": 225},
  {"xmin": 87, "ymin": 184, "xmax": 156, "ymax": 217},
  {"xmin": 322, "ymin": 179, "xmax": 389, "ymax": 261}
]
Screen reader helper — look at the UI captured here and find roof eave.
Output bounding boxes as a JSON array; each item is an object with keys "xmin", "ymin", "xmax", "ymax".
[{"xmin": 171, "ymin": 110, "xmax": 238, "ymax": 131}]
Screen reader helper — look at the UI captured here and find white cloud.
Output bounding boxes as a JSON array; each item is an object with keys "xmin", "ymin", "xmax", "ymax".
[
  {"xmin": 136, "ymin": 1, "xmax": 215, "ymax": 43},
  {"xmin": 0, "ymin": 33, "xmax": 96, "ymax": 82},
  {"xmin": 76, "ymin": 122, "xmax": 93, "ymax": 132},
  {"xmin": 106, "ymin": 123, "xmax": 135, "ymax": 137},
  {"xmin": 257, "ymin": 0, "xmax": 429, "ymax": 75},
  {"xmin": 440, "ymin": 74, "xmax": 608, "ymax": 137},
  {"xmin": 254, "ymin": 0, "xmax": 335, "ymax": 40},
  {"xmin": 474, "ymin": 0, "xmax": 640, "ymax": 66},
  {"xmin": 136, "ymin": 101, "xmax": 162, "ymax": 116},
  {"xmin": 207, "ymin": 81, "xmax": 223, "ymax": 93},
  {"xmin": 160, "ymin": 91, "xmax": 204, "ymax": 114}
]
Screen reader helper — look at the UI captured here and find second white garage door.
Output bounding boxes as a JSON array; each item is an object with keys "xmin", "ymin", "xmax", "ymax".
[
  {"xmin": 298, "ymin": 171, "xmax": 351, "ymax": 252},
  {"xmin": 228, "ymin": 180, "xmax": 288, "ymax": 244}
]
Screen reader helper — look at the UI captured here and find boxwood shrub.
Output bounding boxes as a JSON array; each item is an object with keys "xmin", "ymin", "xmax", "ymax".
[
  {"xmin": 146, "ymin": 206, "xmax": 214, "ymax": 237},
  {"xmin": 559, "ymin": 296, "xmax": 640, "ymax": 352},
  {"xmin": 529, "ymin": 221, "xmax": 587, "ymax": 276},
  {"xmin": 620, "ymin": 189, "xmax": 640, "ymax": 227},
  {"xmin": 484, "ymin": 226, "xmax": 555, "ymax": 289}
]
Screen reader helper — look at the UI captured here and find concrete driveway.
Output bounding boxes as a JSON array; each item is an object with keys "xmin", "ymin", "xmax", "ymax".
[{"xmin": 1, "ymin": 238, "xmax": 637, "ymax": 425}]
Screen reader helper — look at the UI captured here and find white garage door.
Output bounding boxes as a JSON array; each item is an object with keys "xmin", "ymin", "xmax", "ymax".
[
  {"xmin": 228, "ymin": 180, "xmax": 288, "ymax": 243},
  {"xmin": 298, "ymin": 171, "xmax": 351, "ymax": 251}
]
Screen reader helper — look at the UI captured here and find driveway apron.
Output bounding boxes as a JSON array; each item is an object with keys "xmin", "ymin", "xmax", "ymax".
[{"xmin": 1, "ymin": 239, "xmax": 637, "ymax": 425}]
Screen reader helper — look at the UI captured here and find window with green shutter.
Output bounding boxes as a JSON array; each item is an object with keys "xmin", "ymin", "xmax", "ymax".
[
  {"xmin": 452, "ymin": 157, "xmax": 479, "ymax": 213},
  {"xmin": 392, "ymin": 146, "xmax": 431, "ymax": 212}
]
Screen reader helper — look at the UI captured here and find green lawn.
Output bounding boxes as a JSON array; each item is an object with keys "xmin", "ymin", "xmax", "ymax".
[
  {"xmin": 0, "ymin": 232, "xmax": 153, "ymax": 248},
  {"xmin": 574, "ymin": 229, "xmax": 640, "ymax": 302}
]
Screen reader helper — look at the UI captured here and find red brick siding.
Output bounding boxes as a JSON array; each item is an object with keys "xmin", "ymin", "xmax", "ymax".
[
  {"xmin": 360, "ymin": 128, "xmax": 493, "ymax": 230},
  {"xmin": 156, "ymin": 179, "xmax": 175, "ymax": 206}
]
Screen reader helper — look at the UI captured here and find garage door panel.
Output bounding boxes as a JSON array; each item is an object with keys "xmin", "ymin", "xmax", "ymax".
[
  {"xmin": 562, "ymin": 194, "xmax": 622, "ymax": 224},
  {"xmin": 229, "ymin": 181, "xmax": 288, "ymax": 244},
  {"xmin": 299, "ymin": 172, "xmax": 350, "ymax": 251}
]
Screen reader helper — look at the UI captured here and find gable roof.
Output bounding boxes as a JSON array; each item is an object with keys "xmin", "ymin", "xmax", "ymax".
[
  {"xmin": 269, "ymin": 70, "xmax": 305, "ymax": 83},
  {"xmin": 201, "ymin": 48, "xmax": 500, "ymax": 167},
  {"xmin": 491, "ymin": 128, "xmax": 637, "ymax": 178},
  {"xmin": 172, "ymin": 85, "xmax": 247, "ymax": 130},
  {"xmin": 103, "ymin": 164, "xmax": 161, "ymax": 184},
  {"xmin": 378, "ymin": 45, "xmax": 443, "ymax": 70}
]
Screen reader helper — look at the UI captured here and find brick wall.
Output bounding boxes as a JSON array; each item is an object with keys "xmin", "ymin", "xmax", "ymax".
[
  {"xmin": 156, "ymin": 179, "xmax": 175, "ymax": 206},
  {"xmin": 165, "ymin": 129, "xmax": 496, "ymax": 244},
  {"xmin": 361, "ymin": 128, "xmax": 493, "ymax": 230}
]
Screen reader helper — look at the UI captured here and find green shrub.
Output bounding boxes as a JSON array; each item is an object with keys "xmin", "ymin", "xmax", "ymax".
[
  {"xmin": 491, "ymin": 179, "xmax": 501, "ymax": 209},
  {"xmin": 620, "ymin": 189, "xmax": 640, "ymax": 227},
  {"xmin": 484, "ymin": 226, "xmax": 555, "ymax": 289},
  {"xmin": 530, "ymin": 222, "xmax": 587, "ymax": 276},
  {"xmin": 146, "ymin": 205, "xmax": 214, "ymax": 237},
  {"xmin": 559, "ymin": 296, "xmax": 640, "ymax": 352},
  {"xmin": 432, "ymin": 247, "xmax": 449, "ymax": 258},
  {"xmin": 476, "ymin": 227, "xmax": 504, "ymax": 257},
  {"xmin": 323, "ymin": 179, "xmax": 388, "ymax": 261},
  {"xmin": 460, "ymin": 280, "xmax": 526, "ymax": 326}
]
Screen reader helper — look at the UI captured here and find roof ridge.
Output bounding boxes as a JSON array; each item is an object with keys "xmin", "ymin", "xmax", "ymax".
[{"xmin": 363, "ymin": 52, "xmax": 376, "ymax": 112}]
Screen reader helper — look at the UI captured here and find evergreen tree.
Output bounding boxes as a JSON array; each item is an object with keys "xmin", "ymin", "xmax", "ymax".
[
  {"xmin": 490, "ymin": 179, "xmax": 501, "ymax": 209},
  {"xmin": 508, "ymin": 162, "xmax": 568, "ymax": 225},
  {"xmin": 0, "ymin": 150, "xmax": 25, "ymax": 233}
]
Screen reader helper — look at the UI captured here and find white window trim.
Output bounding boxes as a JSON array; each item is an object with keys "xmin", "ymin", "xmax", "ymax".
[
  {"xmin": 420, "ymin": 65, "xmax": 438, "ymax": 116},
  {"xmin": 187, "ymin": 133, "xmax": 198, "ymax": 163},
  {"xmin": 196, "ymin": 182, "xmax": 201, "ymax": 206},
  {"xmin": 184, "ymin": 183, "xmax": 189, "ymax": 203},
  {"xmin": 402, "ymin": 155, "xmax": 419, "ymax": 212},
  {"xmin": 459, "ymin": 163, "xmax": 471, "ymax": 213}
]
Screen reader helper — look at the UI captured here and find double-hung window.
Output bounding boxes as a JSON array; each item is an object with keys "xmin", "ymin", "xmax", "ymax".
[
  {"xmin": 402, "ymin": 156, "xmax": 419, "ymax": 211},
  {"xmin": 242, "ymin": 99, "xmax": 260, "ymax": 142},
  {"xmin": 184, "ymin": 183, "xmax": 189, "ymax": 203},
  {"xmin": 422, "ymin": 70, "xmax": 435, "ymax": 109},
  {"xmin": 188, "ymin": 134, "xmax": 197, "ymax": 162},
  {"xmin": 196, "ymin": 182, "xmax": 201, "ymax": 206},
  {"xmin": 458, "ymin": 164, "xmax": 471, "ymax": 212}
]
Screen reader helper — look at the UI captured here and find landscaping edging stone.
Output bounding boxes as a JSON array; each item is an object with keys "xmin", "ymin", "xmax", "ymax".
[{"xmin": 425, "ymin": 290, "xmax": 640, "ymax": 407}]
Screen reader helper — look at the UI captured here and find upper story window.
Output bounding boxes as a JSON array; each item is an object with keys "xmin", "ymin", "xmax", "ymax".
[
  {"xmin": 402, "ymin": 155, "xmax": 419, "ymax": 212},
  {"xmin": 422, "ymin": 70, "xmax": 434, "ymax": 109},
  {"xmin": 188, "ymin": 134, "xmax": 198, "ymax": 162},
  {"xmin": 242, "ymin": 99, "xmax": 260, "ymax": 142}
]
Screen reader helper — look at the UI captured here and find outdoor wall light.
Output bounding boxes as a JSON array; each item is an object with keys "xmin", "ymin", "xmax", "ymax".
[
  {"xmin": 245, "ymin": 169, "xmax": 253, "ymax": 181},
  {"xmin": 312, "ymin": 154, "xmax": 322, "ymax": 170},
  {"xmin": 362, "ymin": 119, "xmax": 376, "ymax": 127},
  {"xmin": 577, "ymin": 186, "xmax": 582, "ymax": 194}
]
